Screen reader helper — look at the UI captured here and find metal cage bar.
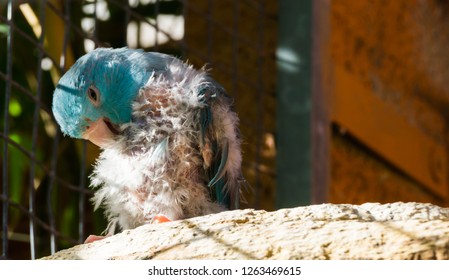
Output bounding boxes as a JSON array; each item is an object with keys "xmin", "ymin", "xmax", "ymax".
[{"xmin": 1, "ymin": 0, "xmax": 14, "ymax": 260}]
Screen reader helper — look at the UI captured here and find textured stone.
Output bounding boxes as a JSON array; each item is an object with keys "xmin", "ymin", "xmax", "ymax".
[{"xmin": 42, "ymin": 202, "xmax": 449, "ymax": 260}]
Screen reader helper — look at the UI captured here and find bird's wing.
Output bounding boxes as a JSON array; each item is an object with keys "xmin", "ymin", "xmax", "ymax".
[{"xmin": 198, "ymin": 82, "xmax": 242, "ymax": 209}]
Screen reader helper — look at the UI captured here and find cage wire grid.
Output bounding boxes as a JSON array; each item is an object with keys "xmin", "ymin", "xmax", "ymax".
[{"xmin": 0, "ymin": 0, "xmax": 277, "ymax": 259}]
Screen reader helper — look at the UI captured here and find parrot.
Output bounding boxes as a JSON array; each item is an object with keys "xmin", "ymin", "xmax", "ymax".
[{"xmin": 52, "ymin": 47, "xmax": 243, "ymax": 240}]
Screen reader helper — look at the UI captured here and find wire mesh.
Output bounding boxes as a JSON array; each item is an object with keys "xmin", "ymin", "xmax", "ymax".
[{"xmin": 0, "ymin": 0, "xmax": 277, "ymax": 259}]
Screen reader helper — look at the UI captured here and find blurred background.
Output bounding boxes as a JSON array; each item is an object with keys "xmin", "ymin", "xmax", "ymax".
[{"xmin": 1, "ymin": 0, "xmax": 448, "ymax": 259}]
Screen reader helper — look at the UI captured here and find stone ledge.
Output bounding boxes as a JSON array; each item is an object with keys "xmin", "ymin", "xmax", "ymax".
[{"xmin": 42, "ymin": 202, "xmax": 449, "ymax": 260}]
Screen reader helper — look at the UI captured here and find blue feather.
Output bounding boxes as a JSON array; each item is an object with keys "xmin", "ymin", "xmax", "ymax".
[{"xmin": 52, "ymin": 48, "xmax": 170, "ymax": 138}]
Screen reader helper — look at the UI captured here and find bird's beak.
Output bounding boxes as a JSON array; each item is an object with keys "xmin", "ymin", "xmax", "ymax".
[{"xmin": 82, "ymin": 117, "xmax": 120, "ymax": 148}]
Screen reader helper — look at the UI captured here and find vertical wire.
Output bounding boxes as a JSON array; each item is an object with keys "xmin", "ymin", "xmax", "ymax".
[
  {"xmin": 2, "ymin": 0, "xmax": 14, "ymax": 260},
  {"xmin": 29, "ymin": 0, "xmax": 48, "ymax": 259},
  {"xmin": 207, "ymin": 0, "xmax": 212, "ymax": 60},
  {"xmin": 60, "ymin": 0, "xmax": 71, "ymax": 71},
  {"xmin": 93, "ymin": 0, "xmax": 98, "ymax": 47},
  {"xmin": 181, "ymin": 0, "xmax": 187, "ymax": 58},
  {"xmin": 232, "ymin": 0, "xmax": 239, "ymax": 98},
  {"xmin": 78, "ymin": 0, "xmax": 99, "ymax": 243},
  {"xmin": 47, "ymin": 0, "xmax": 72, "ymax": 254},
  {"xmin": 253, "ymin": 0, "xmax": 265, "ymax": 209},
  {"xmin": 47, "ymin": 1, "xmax": 58, "ymax": 256},
  {"xmin": 137, "ymin": 2, "xmax": 141, "ymax": 48},
  {"xmin": 123, "ymin": 0, "xmax": 130, "ymax": 47},
  {"xmin": 154, "ymin": 0, "xmax": 159, "ymax": 50},
  {"xmin": 78, "ymin": 144, "xmax": 87, "ymax": 244},
  {"xmin": 231, "ymin": 0, "xmax": 240, "ymax": 209},
  {"xmin": 47, "ymin": 129, "xmax": 59, "ymax": 254}
]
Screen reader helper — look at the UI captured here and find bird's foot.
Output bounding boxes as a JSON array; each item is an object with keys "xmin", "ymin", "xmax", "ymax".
[
  {"xmin": 153, "ymin": 215, "xmax": 171, "ymax": 224},
  {"xmin": 84, "ymin": 234, "xmax": 111, "ymax": 244},
  {"xmin": 84, "ymin": 216, "xmax": 170, "ymax": 243}
]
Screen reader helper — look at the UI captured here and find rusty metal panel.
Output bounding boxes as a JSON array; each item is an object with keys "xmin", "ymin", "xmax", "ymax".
[
  {"xmin": 332, "ymin": 65, "xmax": 448, "ymax": 198},
  {"xmin": 330, "ymin": 132, "xmax": 444, "ymax": 205},
  {"xmin": 318, "ymin": 0, "xmax": 449, "ymax": 203}
]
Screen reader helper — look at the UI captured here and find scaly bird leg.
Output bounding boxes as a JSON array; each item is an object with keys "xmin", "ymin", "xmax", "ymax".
[
  {"xmin": 84, "ymin": 234, "xmax": 111, "ymax": 244},
  {"xmin": 84, "ymin": 215, "xmax": 171, "ymax": 243}
]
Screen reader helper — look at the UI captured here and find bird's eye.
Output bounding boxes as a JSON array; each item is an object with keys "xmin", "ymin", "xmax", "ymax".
[{"xmin": 87, "ymin": 85, "xmax": 100, "ymax": 106}]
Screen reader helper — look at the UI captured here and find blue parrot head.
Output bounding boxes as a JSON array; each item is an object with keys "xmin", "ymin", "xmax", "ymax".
[{"xmin": 52, "ymin": 48, "xmax": 154, "ymax": 147}]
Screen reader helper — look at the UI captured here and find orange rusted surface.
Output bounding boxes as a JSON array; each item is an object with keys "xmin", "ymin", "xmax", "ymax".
[
  {"xmin": 325, "ymin": 0, "xmax": 449, "ymax": 203},
  {"xmin": 330, "ymin": 132, "xmax": 444, "ymax": 205},
  {"xmin": 332, "ymin": 65, "xmax": 448, "ymax": 198}
]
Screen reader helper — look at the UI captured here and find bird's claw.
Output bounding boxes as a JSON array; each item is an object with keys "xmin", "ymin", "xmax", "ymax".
[{"xmin": 84, "ymin": 234, "xmax": 111, "ymax": 244}]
